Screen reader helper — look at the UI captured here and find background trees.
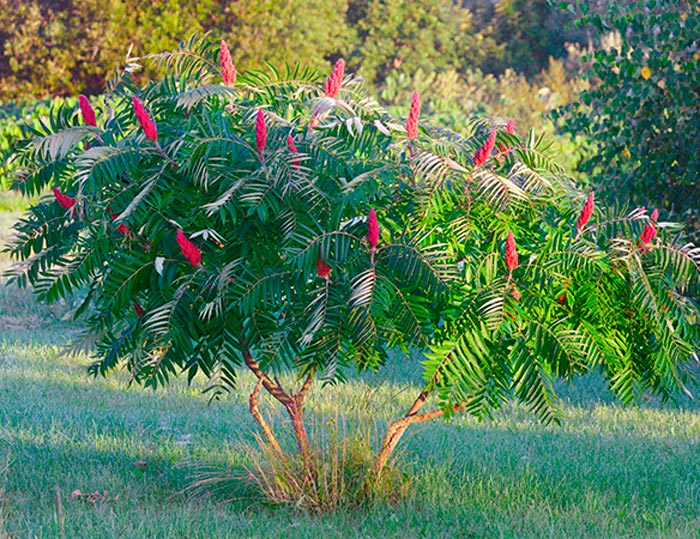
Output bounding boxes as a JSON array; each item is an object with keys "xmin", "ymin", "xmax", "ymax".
[{"xmin": 556, "ymin": 0, "xmax": 700, "ymax": 237}]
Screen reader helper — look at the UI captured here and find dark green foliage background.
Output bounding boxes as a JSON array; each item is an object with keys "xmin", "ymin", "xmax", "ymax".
[{"xmin": 556, "ymin": 1, "xmax": 700, "ymax": 234}]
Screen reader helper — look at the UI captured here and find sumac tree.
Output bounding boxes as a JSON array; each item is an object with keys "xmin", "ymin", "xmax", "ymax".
[{"xmin": 6, "ymin": 36, "xmax": 700, "ymax": 488}]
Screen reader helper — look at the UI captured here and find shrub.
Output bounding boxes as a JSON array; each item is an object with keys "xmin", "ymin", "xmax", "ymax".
[
  {"xmin": 6, "ymin": 36, "xmax": 699, "ymax": 508},
  {"xmin": 556, "ymin": 1, "xmax": 700, "ymax": 236}
]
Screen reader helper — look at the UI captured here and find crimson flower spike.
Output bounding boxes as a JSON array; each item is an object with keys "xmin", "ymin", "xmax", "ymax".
[
  {"xmin": 368, "ymin": 208, "xmax": 379, "ymax": 250},
  {"xmin": 220, "ymin": 40, "xmax": 236, "ymax": 85},
  {"xmin": 255, "ymin": 109, "xmax": 266, "ymax": 154},
  {"xmin": 505, "ymin": 118, "xmax": 515, "ymax": 135},
  {"xmin": 78, "ymin": 95, "xmax": 96, "ymax": 127},
  {"xmin": 406, "ymin": 90, "xmax": 421, "ymax": 140},
  {"xmin": 109, "ymin": 210, "xmax": 129, "ymax": 236},
  {"xmin": 473, "ymin": 130, "xmax": 497, "ymax": 167},
  {"xmin": 505, "ymin": 230, "xmax": 518, "ymax": 277},
  {"xmin": 650, "ymin": 208, "xmax": 659, "ymax": 240},
  {"xmin": 287, "ymin": 134, "xmax": 300, "ymax": 169},
  {"xmin": 324, "ymin": 58, "xmax": 345, "ymax": 98},
  {"xmin": 575, "ymin": 192, "xmax": 595, "ymax": 237},
  {"xmin": 317, "ymin": 255, "xmax": 332, "ymax": 280},
  {"xmin": 176, "ymin": 229, "xmax": 202, "ymax": 267},
  {"xmin": 52, "ymin": 187, "xmax": 76, "ymax": 210},
  {"xmin": 132, "ymin": 97, "xmax": 158, "ymax": 142}
]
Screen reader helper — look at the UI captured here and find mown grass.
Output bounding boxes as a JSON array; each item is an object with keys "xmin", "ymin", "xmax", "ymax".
[{"xmin": 0, "ymin": 265, "xmax": 699, "ymax": 537}]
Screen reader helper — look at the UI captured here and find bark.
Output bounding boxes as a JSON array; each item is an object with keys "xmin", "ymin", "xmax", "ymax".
[
  {"xmin": 248, "ymin": 378, "xmax": 285, "ymax": 459},
  {"xmin": 374, "ymin": 386, "xmax": 463, "ymax": 475},
  {"xmin": 241, "ymin": 345, "xmax": 315, "ymax": 477}
]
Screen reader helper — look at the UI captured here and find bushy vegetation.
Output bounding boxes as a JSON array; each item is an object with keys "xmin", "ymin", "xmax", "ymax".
[
  {"xmin": 557, "ymin": 0, "xmax": 700, "ymax": 235},
  {"xmin": 5, "ymin": 36, "xmax": 699, "ymax": 509},
  {"xmin": 0, "ymin": 0, "xmax": 585, "ymax": 100},
  {"xmin": 0, "ymin": 97, "xmax": 78, "ymax": 190}
]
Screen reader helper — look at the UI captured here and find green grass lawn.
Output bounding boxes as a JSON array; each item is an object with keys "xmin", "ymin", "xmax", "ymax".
[{"xmin": 1, "ymin": 213, "xmax": 699, "ymax": 537}]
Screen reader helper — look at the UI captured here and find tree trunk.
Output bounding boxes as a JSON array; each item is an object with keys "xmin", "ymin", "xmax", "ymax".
[
  {"xmin": 285, "ymin": 398, "xmax": 314, "ymax": 479},
  {"xmin": 374, "ymin": 388, "xmax": 462, "ymax": 475},
  {"xmin": 241, "ymin": 345, "xmax": 316, "ymax": 478}
]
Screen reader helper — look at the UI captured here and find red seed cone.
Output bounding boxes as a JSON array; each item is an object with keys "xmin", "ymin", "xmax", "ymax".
[
  {"xmin": 556, "ymin": 292, "xmax": 567, "ymax": 304},
  {"xmin": 324, "ymin": 58, "xmax": 345, "ymax": 98},
  {"xmin": 505, "ymin": 118, "xmax": 515, "ymax": 135},
  {"xmin": 576, "ymin": 192, "xmax": 595, "ymax": 236},
  {"xmin": 78, "ymin": 94, "xmax": 96, "ymax": 127},
  {"xmin": 220, "ymin": 40, "xmax": 236, "ymax": 85},
  {"xmin": 649, "ymin": 209, "xmax": 659, "ymax": 240},
  {"xmin": 52, "ymin": 187, "xmax": 76, "ymax": 210},
  {"xmin": 317, "ymin": 256, "xmax": 332, "ymax": 279},
  {"xmin": 287, "ymin": 134, "xmax": 300, "ymax": 169},
  {"xmin": 638, "ymin": 223, "xmax": 656, "ymax": 251},
  {"xmin": 133, "ymin": 301, "xmax": 144, "ymax": 317},
  {"xmin": 367, "ymin": 208, "xmax": 379, "ymax": 249},
  {"xmin": 109, "ymin": 209, "xmax": 129, "ymax": 235},
  {"xmin": 255, "ymin": 109, "xmax": 266, "ymax": 154},
  {"xmin": 406, "ymin": 90, "xmax": 420, "ymax": 140},
  {"xmin": 176, "ymin": 229, "xmax": 202, "ymax": 267},
  {"xmin": 132, "ymin": 97, "xmax": 158, "ymax": 142},
  {"xmin": 505, "ymin": 230, "xmax": 518, "ymax": 273},
  {"xmin": 511, "ymin": 286, "xmax": 521, "ymax": 300},
  {"xmin": 473, "ymin": 130, "xmax": 497, "ymax": 167}
]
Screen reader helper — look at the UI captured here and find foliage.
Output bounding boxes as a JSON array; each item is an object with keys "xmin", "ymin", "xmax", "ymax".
[
  {"xmin": 5, "ymin": 36, "xmax": 699, "ymax": 504},
  {"xmin": 0, "ymin": 0, "xmax": 589, "ymax": 101},
  {"xmin": 556, "ymin": 1, "xmax": 700, "ymax": 235},
  {"xmin": 467, "ymin": 0, "xmax": 587, "ymax": 78},
  {"xmin": 0, "ymin": 98, "xmax": 76, "ymax": 190},
  {"xmin": 0, "ymin": 0, "xmax": 353, "ymax": 100},
  {"xmin": 347, "ymin": 0, "xmax": 498, "ymax": 86}
]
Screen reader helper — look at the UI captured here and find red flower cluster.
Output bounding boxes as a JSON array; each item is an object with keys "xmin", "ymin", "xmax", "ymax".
[
  {"xmin": 317, "ymin": 256, "xmax": 332, "ymax": 279},
  {"xmin": 511, "ymin": 287, "xmax": 521, "ymax": 300},
  {"xmin": 473, "ymin": 130, "xmax": 497, "ymax": 167},
  {"xmin": 505, "ymin": 119, "xmax": 515, "ymax": 135},
  {"xmin": 324, "ymin": 59, "xmax": 345, "ymax": 98},
  {"xmin": 638, "ymin": 210, "xmax": 658, "ymax": 251},
  {"xmin": 53, "ymin": 188, "xmax": 76, "ymax": 210},
  {"xmin": 256, "ymin": 109, "xmax": 266, "ymax": 154},
  {"xmin": 287, "ymin": 134, "xmax": 300, "ymax": 169},
  {"xmin": 576, "ymin": 192, "xmax": 595, "ymax": 236},
  {"xmin": 505, "ymin": 230, "xmax": 518, "ymax": 274},
  {"xmin": 368, "ymin": 208, "xmax": 379, "ymax": 249},
  {"xmin": 650, "ymin": 209, "xmax": 658, "ymax": 228},
  {"xmin": 79, "ymin": 95, "xmax": 96, "ymax": 127},
  {"xmin": 176, "ymin": 229, "xmax": 202, "ymax": 267},
  {"xmin": 220, "ymin": 40, "xmax": 236, "ymax": 85},
  {"xmin": 132, "ymin": 97, "xmax": 158, "ymax": 142},
  {"xmin": 109, "ymin": 209, "xmax": 129, "ymax": 235},
  {"xmin": 406, "ymin": 90, "xmax": 421, "ymax": 140}
]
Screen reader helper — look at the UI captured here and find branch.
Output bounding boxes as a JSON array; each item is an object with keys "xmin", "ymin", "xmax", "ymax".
[
  {"xmin": 295, "ymin": 370, "xmax": 315, "ymax": 402},
  {"xmin": 248, "ymin": 378, "xmax": 285, "ymax": 459},
  {"xmin": 241, "ymin": 345, "xmax": 291, "ymax": 406}
]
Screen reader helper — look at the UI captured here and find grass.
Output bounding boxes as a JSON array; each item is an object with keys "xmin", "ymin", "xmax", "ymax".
[{"xmin": 1, "ymin": 211, "xmax": 700, "ymax": 537}]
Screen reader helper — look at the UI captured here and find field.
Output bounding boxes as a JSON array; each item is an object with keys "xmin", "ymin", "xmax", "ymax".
[{"xmin": 0, "ymin": 281, "xmax": 699, "ymax": 538}]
